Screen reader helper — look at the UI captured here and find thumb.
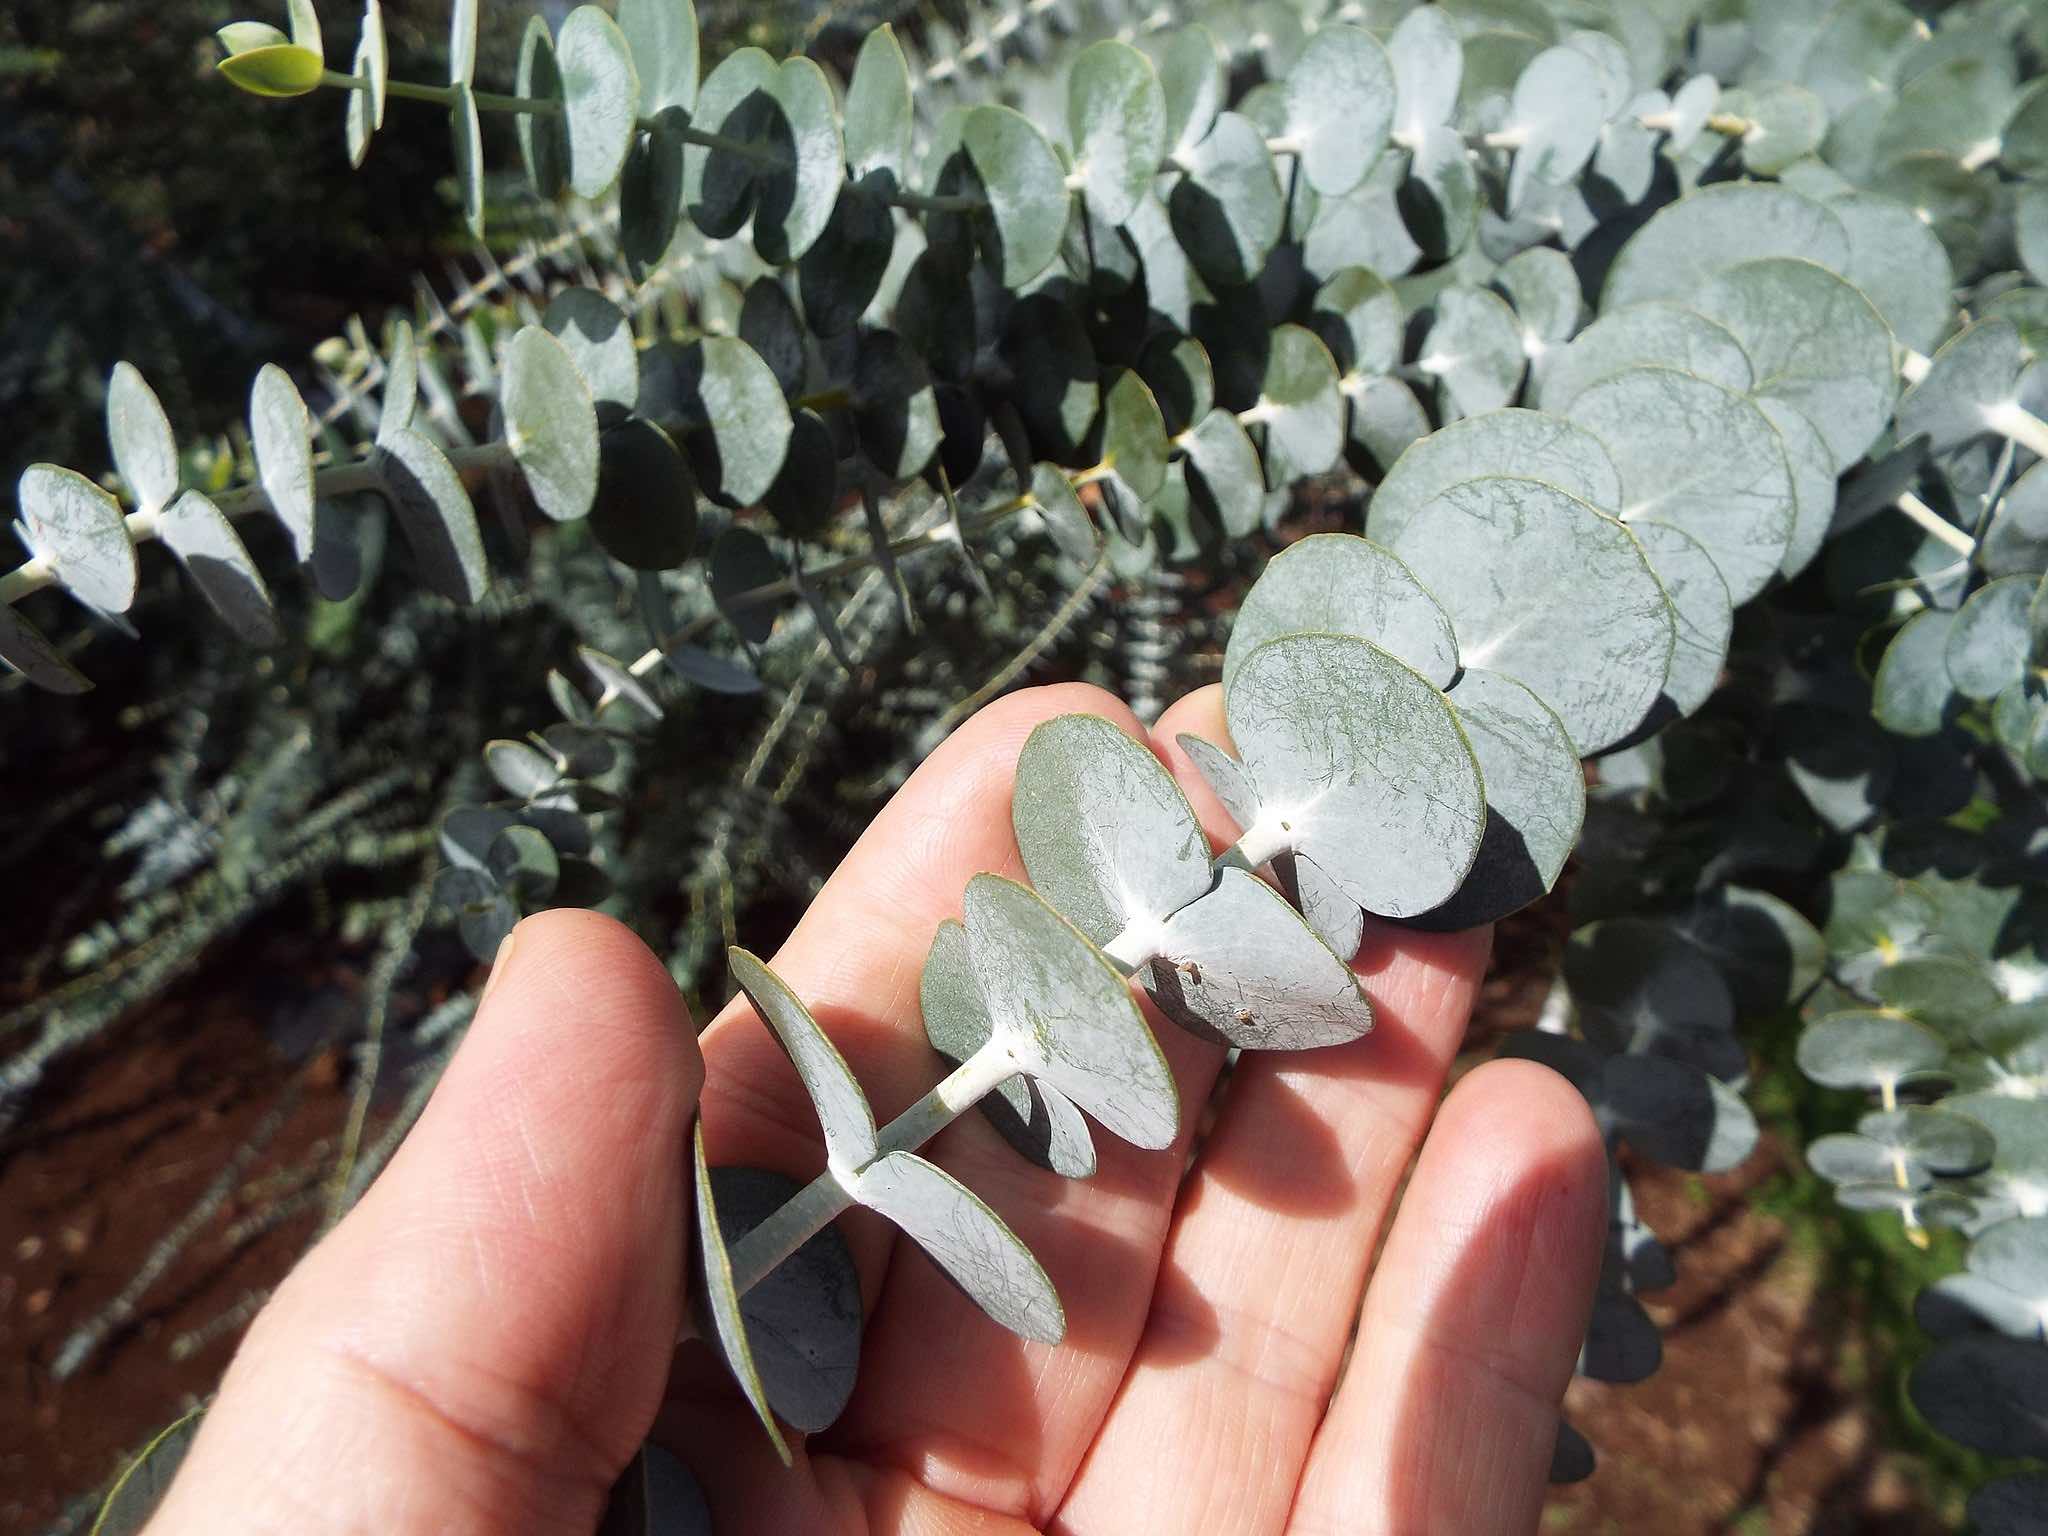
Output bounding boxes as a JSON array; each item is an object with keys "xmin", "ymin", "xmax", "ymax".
[{"xmin": 147, "ymin": 909, "xmax": 703, "ymax": 1536}]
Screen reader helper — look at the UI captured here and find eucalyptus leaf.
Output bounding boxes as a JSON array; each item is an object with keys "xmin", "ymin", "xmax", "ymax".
[
  {"xmin": 1143, "ymin": 867, "xmax": 1373, "ymax": 1049},
  {"xmin": 1579, "ymin": 1289, "xmax": 1663, "ymax": 1383},
  {"xmin": 1601, "ymin": 183, "xmax": 1850, "ymax": 312},
  {"xmin": 1012, "ymin": 714, "xmax": 1211, "ymax": 951},
  {"xmin": 1496, "ymin": 246, "xmax": 1581, "ymax": 346},
  {"xmin": 159, "ymin": 490, "xmax": 282, "ymax": 647},
  {"xmin": 1565, "ymin": 366, "xmax": 1796, "ymax": 603},
  {"xmin": 1225, "ymin": 632, "xmax": 1486, "ymax": 917},
  {"xmin": 1367, "ymin": 407, "xmax": 1623, "ymax": 547},
  {"xmin": 544, "ymin": 289, "xmax": 638, "ymax": 420},
  {"xmin": 707, "ymin": 1166, "xmax": 862, "ymax": 1432},
  {"xmin": 1155, "ymin": 25, "xmax": 1224, "ymax": 154},
  {"xmin": 1895, "ymin": 319, "xmax": 2026, "ymax": 455},
  {"xmin": 558, "ymin": 5, "xmax": 640, "ymax": 201},
  {"xmin": 1281, "ymin": 25, "xmax": 1394, "ymax": 197},
  {"xmin": 729, "ymin": 947, "xmax": 879, "ymax": 1178},
  {"xmin": 0, "ymin": 604, "xmax": 90, "ymax": 694},
  {"xmin": 375, "ymin": 427, "xmax": 488, "ymax": 604},
  {"xmin": 1567, "ymin": 919, "xmax": 1744, "ymax": 1080},
  {"xmin": 1796, "ymin": 1010, "xmax": 1948, "ymax": 1092},
  {"xmin": 1423, "ymin": 286, "xmax": 1526, "ymax": 421},
  {"xmin": 1631, "ymin": 520, "xmax": 1733, "ymax": 718},
  {"xmin": 501, "ymin": 327, "xmax": 600, "ymax": 522},
  {"xmin": 1829, "ymin": 192, "xmax": 1955, "ymax": 358},
  {"xmin": 106, "ymin": 362, "xmax": 179, "ymax": 515},
  {"xmin": 690, "ymin": 1126, "xmax": 789, "ymax": 1463},
  {"xmin": 249, "ymin": 364, "xmax": 316, "ymax": 562},
  {"xmin": 920, "ymin": 918, "xmax": 1095, "ymax": 1179},
  {"xmin": 1224, "ymin": 533, "xmax": 1458, "ymax": 692},
  {"xmin": 1255, "ymin": 324, "xmax": 1345, "ymax": 485},
  {"xmin": 1503, "ymin": 45, "xmax": 1607, "ymax": 212},
  {"xmin": 960, "ymin": 873, "xmax": 1179, "ymax": 1149},
  {"xmin": 1535, "ymin": 303, "xmax": 1753, "ymax": 414},
  {"xmin": 435, "ymin": 865, "xmax": 516, "ymax": 958},
  {"xmin": 448, "ymin": 81, "xmax": 485, "ymax": 239},
  {"xmin": 1601, "ymin": 1052, "xmax": 1759, "ymax": 1173},
  {"xmin": 644, "ymin": 336, "xmax": 793, "ymax": 506},
  {"xmin": 1180, "ymin": 408, "xmax": 1264, "ymax": 539},
  {"xmin": 90, "ymin": 1410, "xmax": 201, "ymax": 1536},
  {"xmin": 486, "ymin": 823, "xmax": 560, "ymax": 904},
  {"xmin": 597, "ymin": 1443, "xmax": 712, "ymax": 1536},
  {"xmin": 854, "ymin": 330, "xmax": 942, "ymax": 480},
  {"xmin": 515, "ymin": 16, "xmax": 570, "ymax": 199},
  {"xmin": 709, "ymin": 528, "xmax": 787, "ymax": 646},
  {"xmin": 1068, "ymin": 40, "xmax": 1167, "ymax": 226},
  {"xmin": 1389, "ymin": 4, "xmax": 1463, "ymax": 140},
  {"xmin": 376, "ymin": 318, "xmax": 417, "ymax": 445},
  {"xmin": 1947, "ymin": 574, "xmax": 2038, "ymax": 701},
  {"xmin": 1692, "ymin": 258, "xmax": 1898, "ymax": 471},
  {"xmin": 844, "ymin": 25, "xmax": 912, "ymax": 180},
  {"xmin": 1908, "ymin": 1335, "xmax": 2048, "ymax": 1459},
  {"xmin": 1170, "ymin": 111, "xmax": 1284, "ymax": 290},
  {"xmin": 17, "ymin": 463, "xmax": 138, "ymax": 614},
  {"xmin": 1029, "ymin": 463, "xmax": 1098, "ymax": 563},
  {"xmin": 589, "ymin": 418, "xmax": 698, "ymax": 571},
  {"xmin": 218, "ymin": 43, "xmax": 324, "ymax": 97},
  {"xmin": 618, "ymin": 0, "xmax": 697, "ymax": 116},
  {"xmin": 1410, "ymin": 667, "xmax": 1584, "ymax": 929},
  {"xmin": 1872, "ymin": 609, "xmax": 1958, "ymax": 737},
  {"xmin": 961, "ymin": 106, "xmax": 1071, "ymax": 288},
  {"xmin": 853, "ymin": 1150, "xmax": 1064, "ymax": 1343},
  {"xmin": 1386, "ymin": 475, "xmax": 1673, "ymax": 754}
]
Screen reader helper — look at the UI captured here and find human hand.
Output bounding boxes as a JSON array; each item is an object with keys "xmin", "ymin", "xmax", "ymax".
[{"xmin": 142, "ymin": 683, "xmax": 1606, "ymax": 1536}]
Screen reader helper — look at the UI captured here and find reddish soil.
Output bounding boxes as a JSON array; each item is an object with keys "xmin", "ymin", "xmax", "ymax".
[
  {"xmin": 0, "ymin": 908, "xmax": 1955, "ymax": 1534},
  {"xmin": 1549, "ymin": 1139, "xmax": 1957, "ymax": 1536}
]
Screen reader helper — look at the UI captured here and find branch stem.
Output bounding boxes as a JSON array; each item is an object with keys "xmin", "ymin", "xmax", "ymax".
[
  {"xmin": 2, "ymin": 443, "xmax": 514, "ymax": 609},
  {"xmin": 723, "ymin": 1043, "xmax": 1017, "ymax": 1294},
  {"xmin": 1892, "ymin": 492, "xmax": 1977, "ymax": 556}
]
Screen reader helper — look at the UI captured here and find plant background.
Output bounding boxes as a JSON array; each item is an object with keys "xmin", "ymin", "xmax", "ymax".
[{"xmin": 0, "ymin": 1, "xmax": 1999, "ymax": 1531}]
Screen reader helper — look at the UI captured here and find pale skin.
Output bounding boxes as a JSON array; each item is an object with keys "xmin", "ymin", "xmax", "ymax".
[{"xmin": 143, "ymin": 681, "xmax": 1607, "ymax": 1536}]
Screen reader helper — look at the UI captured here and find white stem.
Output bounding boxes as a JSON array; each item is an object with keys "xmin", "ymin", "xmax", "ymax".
[
  {"xmin": 1961, "ymin": 138, "xmax": 2002, "ymax": 172},
  {"xmin": 1227, "ymin": 812, "xmax": 1295, "ymax": 873},
  {"xmin": 722, "ymin": 1042, "xmax": 1018, "ymax": 1295},
  {"xmin": 1636, "ymin": 109, "xmax": 1677, "ymax": 132},
  {"xmin": 1987, "ymin": 399, "xmax": 2048, "ymax": 461},
  {"xmin": 1893, "ymin": 492, "xmax": 1977, "ymax": 556},
  {"xmin": 1481, "ymin": 125, "xmax": 1529, "ymax": 150}
]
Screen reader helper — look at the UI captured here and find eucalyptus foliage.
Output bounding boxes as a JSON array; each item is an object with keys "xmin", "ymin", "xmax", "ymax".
[{"xmin": 25, "ymin": 0, "xmax": 2048, "ymax": 1527}]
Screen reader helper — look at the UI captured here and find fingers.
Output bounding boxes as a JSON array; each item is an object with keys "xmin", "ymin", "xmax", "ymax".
[
  {"xmin": 1054, "ymin": 685, "xmax": 1496, "ymax": 1535},
  {"xmin": 148, "ymin": 910, "xmax": 701, "ymax": 1536},
  {"xmin": 673, "ymin": 683, "xmax": 1228, "ymax": 1527},
  {"xmin": 1287, "ymin": 1059, "xmax": 1607, "ymax": 1536}
]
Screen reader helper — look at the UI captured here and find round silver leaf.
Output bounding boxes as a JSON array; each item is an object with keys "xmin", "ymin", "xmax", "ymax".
[
  {"xmin": 708, "ymin": 1166, "xmax": 861, "ymax": 1433},
  {"xmin": 1565, "ymin": 366, "xmax": 1796, "ymax": 603},
  {"xmin": 1367, "ymin": 408, "xmax": 1623, "ymax": 548},
  {"xmin": 1012, "ymin": 714, "xmax": 1212, "ymax": 950},
  {"xmin": 1386, "ymin": 475, "xmax": 1674, "ymax": 755},
  {"xmin": 1408, "ymin": 667, "xmax": 1584, "ymax": 930},
  {"xmin": 853, "ymin": 1150, "xmax": 1065, "ymax": 1344},
  {"xmin": 920, "ymin": 919, "xmax": 1095, "ymax": 1179},
  {"xmin": 1225, "ymin": 533, "xmax": 1458, "ymax": 693},
  {"xmin": 961, "ymin": 874, "xmax": 1179, "ymax": 1150},
  {"xmin": 1226, "ymin": 632, "xmax": 1485, "ymax": 917},
  {"xmin": 1143, "ymin": 867, "xmax": 1372, "ymax": 1049}
]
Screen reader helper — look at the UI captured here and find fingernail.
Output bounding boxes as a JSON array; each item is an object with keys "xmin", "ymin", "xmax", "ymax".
[{"xmin": 481, "ymin": 930, "xmax": 517, "ymax": 1005}]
